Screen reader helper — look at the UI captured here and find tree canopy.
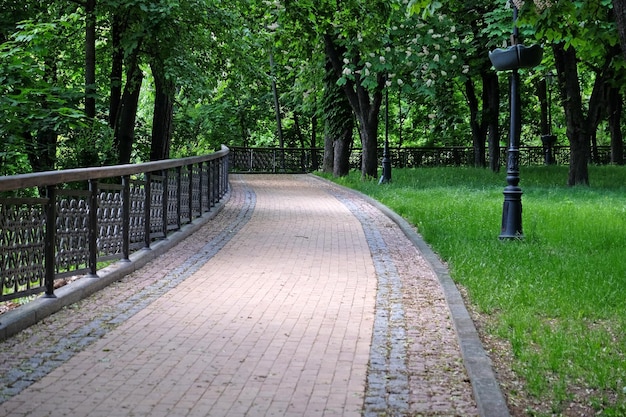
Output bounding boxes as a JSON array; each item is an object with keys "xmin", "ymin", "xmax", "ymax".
[{"xmin": 1, "ymin": 0, "xmax": 624, "ymax": 183}]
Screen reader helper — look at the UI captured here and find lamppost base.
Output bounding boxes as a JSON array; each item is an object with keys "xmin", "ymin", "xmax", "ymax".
[
  {"xmin": 499, "ymin": 186, "xmax": 523, "ymax": 240},
  {"xmin": 378, "ymin": 159, "xmax": 392, "ymax": 185}
]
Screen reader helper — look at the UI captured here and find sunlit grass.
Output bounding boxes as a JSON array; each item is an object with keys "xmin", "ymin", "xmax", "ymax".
[{"xmin": 320, "ymin": 165, "xmax": 626, "ymax": 415}]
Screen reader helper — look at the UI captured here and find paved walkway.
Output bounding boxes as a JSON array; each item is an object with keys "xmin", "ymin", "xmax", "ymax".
[{"xmin": 0, "ymin": 174, "xmax": 507, "ymax": 417}]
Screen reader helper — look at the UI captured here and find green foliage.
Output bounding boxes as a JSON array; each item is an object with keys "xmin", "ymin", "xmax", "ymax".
[
  {"xmin": 0, "ymin": 19, "xmax": 86, "ymax": 132},
  {"xmin": 57, "ymin": 122, "xmax": 116, "ymax": 168},
  {"xmin": 324, "ymin": 165, "xmax": 626, "ymax": 415}
]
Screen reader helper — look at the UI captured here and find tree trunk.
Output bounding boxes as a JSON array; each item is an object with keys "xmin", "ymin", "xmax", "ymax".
[
  {"xmin": 310, "ymin": 113, "xmax": 319, "ymax": 171},
  {"xmin": 608, "ymin": 86, "xmax": 624, "ymax": 165},
  {"xmin": 333, "ymin": 126, "xmax": 353, "ymax": 177},
  {"xmin": 322, "ymin": 57, "xmax": 353, "ymax": 176},
  {"xmin": 465, "ymin": 78, "xmax": 485, "ymax": 167},
  {"xmin": 85, "ymin": 0, "xmax": 96, "ymax": 119},
  {"xmin": 324, "ymin": 34, "xmax": 383, "ymax": 179},
  {"xmin": 613, "ymin": 0, "xmax": 626, "ymax": 59},
  {"xmin": 269, "ymin": 51, "xmax": 284, "ymax": 151},
  {"xmin": 483, "ymin": 71, "xmax": 500, "ymax": 172},
  {"xmin": 552, "ymin": 42, "xmax": 589, "ymax": 186},
  {"xmin": 323, "ymin": 133, "xmax": 334, "ymax": 173},
  {"xmin": 114, "ymin": 54, "xmax": 143, "ymax": 165},
  {"xmin": 538, "ymin": 77, "xmax": 548, "ymax": 136},
  {"xmin": 150, "ymin": 61, "xmax": 175, "ymax": 161},
  {"xmin": 109, "ymin": 15, "xmax": 123, "ymax": 129}
]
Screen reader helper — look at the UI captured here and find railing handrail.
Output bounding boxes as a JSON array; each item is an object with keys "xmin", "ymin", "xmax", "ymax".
[
  {"xmin": 0, "ymin": 145, "xmax": 229, "ymax": 192},
  {"xmin": 1, "ymin": 146, "xmax": 230, "ymax": 305}
]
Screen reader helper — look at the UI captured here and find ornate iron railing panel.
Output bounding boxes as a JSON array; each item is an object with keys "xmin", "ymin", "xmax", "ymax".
[
  {"xmin": 0, "ymin": 146, "xmax": 229, "ymax": 302},
  {"xmin": 55, "ymin": 190, "xmax": 90, "ymax": 277},
  {"xmin": 0, "ymin": 199, "xmax": 47, "ymax": 300},
  {"xmin": 229, "ymin": 145, "xmax": 613, "ymax": 173}
]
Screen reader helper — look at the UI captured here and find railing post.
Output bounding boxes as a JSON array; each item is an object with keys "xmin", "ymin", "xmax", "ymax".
[
  {"xmin": 122, "ymin": 175, "xmax": 131, "ymax": 261},
  {"xmin": 88, "ymin": 179, "xmax": 99, "ymax": 275},
  {"xmin": 144, "ymin": 172, "xmax": 152, "ymax": 249},
  {"xmin": 217, "ymin": 158, "xmax": 223, "ymax": 198},
  {"xmin": 211, "ymin": 159, "xmax": 217, "ymax": 206},
  {"xmin": 198, "ymin": 162, "xmax": 204, "ymax": 213},
  {"xmin": 222, "ymin": 156, "xmax": 229, "ymax": 195},
  {"xmin": 162, "ymin": 169, "xmax": 168, "ymax": 238},
  {"xmin": 176, "ymin": 166, "xmax": 182, "ymax": 229},
  {"xmin": 44, "ymin": 185, "xmax": 56, "ymax": 298},
  {"xmin": 188, "ymin": 164, "xmax": 193, "ymax": 222}
]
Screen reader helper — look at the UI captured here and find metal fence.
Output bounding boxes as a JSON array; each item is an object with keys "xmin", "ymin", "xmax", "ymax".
[
  {"xmin": 0, "ymin": 146, "xmax": 229, "ymax": 302},
  {"xmin": 229, "ymin": 145, "xmax": 612, "ymax": 173}
]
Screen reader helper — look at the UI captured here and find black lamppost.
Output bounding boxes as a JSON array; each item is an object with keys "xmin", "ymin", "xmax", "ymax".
[
  {"xmin": 379, "ymin": 75, "xmax": 392, "ymax": 184},
  {"xmin": 489, "ymin": 2, "xmax": 542, "ymax": 239}
]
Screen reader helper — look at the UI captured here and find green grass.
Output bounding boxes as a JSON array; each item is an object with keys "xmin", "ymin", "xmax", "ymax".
[{"xmin": 319, "ymin": 165, "xmax": 626, "ymax": 416}]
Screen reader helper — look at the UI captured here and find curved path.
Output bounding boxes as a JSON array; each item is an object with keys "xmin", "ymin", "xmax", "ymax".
[{"xmin": 0, "ymin": 174, "xmax": 506, "ymax": 417}]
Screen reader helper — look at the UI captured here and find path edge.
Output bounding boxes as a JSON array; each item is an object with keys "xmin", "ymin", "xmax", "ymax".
[
  {"xmin": 0, "ymin": 191, "xmax": 231, "ymax": 343},
  {"xmin": 309, "ymin": 174, "xmax": 510, "ymax": 417}
]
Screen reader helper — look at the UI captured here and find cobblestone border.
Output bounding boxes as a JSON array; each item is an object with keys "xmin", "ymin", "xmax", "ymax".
[
  {"xmin": 314, "ymin": 175, "xmax": 510, "ymax": 417},
  {"xmin": 333, "ymin": 191, "xmax": 411, "ymax": 416}
]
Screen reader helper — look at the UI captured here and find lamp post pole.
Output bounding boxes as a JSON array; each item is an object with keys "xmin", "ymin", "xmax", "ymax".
[
  {"xmin": 498, "ymin": 4, "xmax": 524, "ymax": 239},
  {"xmin": 489, "ymin": 3, "xmax": 542, "ymax": 238}
]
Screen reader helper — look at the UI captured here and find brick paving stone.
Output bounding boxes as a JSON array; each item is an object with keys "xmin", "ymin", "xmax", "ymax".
[{"xmin": 0, "ymin": 174, "xmax": 494, "ymax": 417}]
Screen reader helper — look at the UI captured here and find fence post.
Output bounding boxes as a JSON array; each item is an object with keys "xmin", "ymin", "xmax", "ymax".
[
  {"xmin": 198, "ymin": 162, "xmax": 204, "ymax": 213},
  {"xmin": 88, "ymin": 179, "xmax": 99, "ymax": 275},
  {"xmin": 44, "ymin": 185, "xmax": 56, "ymax": 298},
  {"xmin": 162, "ymin": 169, "xmax": 169, "ymax": 238},
  {"xmin": 144, "ymin": 172, "xmax": 152, "ymax": 249},
  {"xmin": 176, "ymin": 166, "xmax": 182, "ymax": 230},
  {"xmin": 121, "ymin": 175, "xmax": 131, "ymax": 261},
  {"xmin": 188, "ymin": 164, "xmax": 194, "ymax": 222}
]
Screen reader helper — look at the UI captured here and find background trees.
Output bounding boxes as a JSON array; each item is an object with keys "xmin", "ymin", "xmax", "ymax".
[{"xmin": 1, "ymin": 0, "xmax": 624, "ymax": 183}]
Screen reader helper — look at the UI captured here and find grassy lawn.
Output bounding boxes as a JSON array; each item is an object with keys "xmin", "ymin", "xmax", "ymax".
[{"xmin": 319, "ymin": 165, "xmax": 626, "ymax": 416}]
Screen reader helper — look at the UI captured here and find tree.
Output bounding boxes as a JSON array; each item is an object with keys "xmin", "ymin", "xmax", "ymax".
[{"xmin": 530, "ymin": 0, "xmax": 622, "ymax": 185}]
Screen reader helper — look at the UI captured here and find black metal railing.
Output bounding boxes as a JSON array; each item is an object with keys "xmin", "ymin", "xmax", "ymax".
[
  {"xmin": 229, "ymin": 145, "xmax": 612, "ymax": 173},
  {"xmin": 0, "ymin": 146, "xmax": 229, "ymax": 302}
]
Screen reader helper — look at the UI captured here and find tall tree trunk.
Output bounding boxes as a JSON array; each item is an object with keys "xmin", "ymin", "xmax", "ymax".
[
  {"xmin": 85, "ymin": 0, "xmax": 96, "ymax": 119},
  {"xmin": 608, "ymin": 87, "xmax": 624, "ymax": 165},
  {"xmin": 109, "ymin": 15, "xmax": 123, "ymax": 129},
  {"xmin": 310, "ymin": 113, "xmax": 319, "ymax": 171},
  {"xmin": 269, "ymin": 51, "xmax": 284, "ymax": 151},
  {"xmin": 150, "ymin": 61, "xmax": 175, "ymax": 161},
  {"xmin": 323, "ymin": 133, "xmax": 334, "ymax": 173},
  {"xmin": 114, "ymin": 54, "xmax": 143, "ymax": 165},
  {"xmin": 324, "ymin": 34, "xmax": 383, "ymax": 179},
  {"xmin": 552, "ymin": 42, "xmax": 589, "ymax": 186},
  {"xmin": 538, "ymin": 77, "xmax": 549, "ymax": 136},
  {"xmin": 483, "ymin": 71, "xmax": 500, "ymax": 172},
  {"xmin": 465, "ymin": 78, "xmax": 485, "ymax": 167},
  {"xmin": 333, "ymin": 129, "xmax": 353, "ymax": 177},
  {"xmin": 322, "ymin": 58, "xmax": 353, "ymax": 176},
  {"xmin": 293, "ymin": 112, "xmax": 307, "ymax": 171},
  {"xmin": 613, "ymin": 0, "xmax": 626, "ymax": 59}
]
